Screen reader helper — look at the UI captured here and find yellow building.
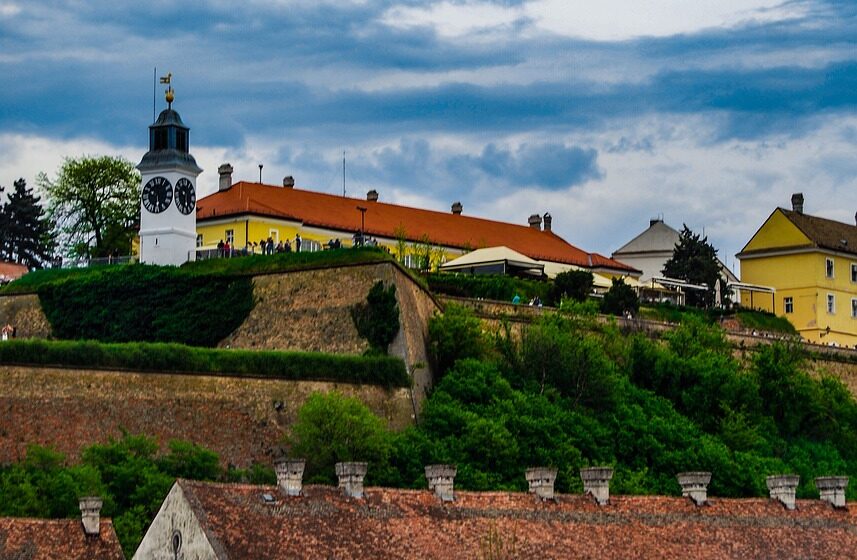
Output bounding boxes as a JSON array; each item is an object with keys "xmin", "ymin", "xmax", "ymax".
[
  {"xmin": 193, "ymin": 165, "xmax": 639, "ymax": 279},
  {"xmin": 737, "ymin": 193, "xmax": 857, "ymax": 346}
]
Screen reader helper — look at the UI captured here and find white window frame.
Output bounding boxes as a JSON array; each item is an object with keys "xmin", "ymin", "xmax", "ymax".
[
  {"xmin": 269, "ymin": 229, "xmax": 279, "ymax": 243},
  {"xmin": 196, "ymin": 234, "xmax": 203, "ymax": 248},
  {"xmin": 784, "ymin": 297, "xmax": 793, "ymax": 314},
  {"xmin": 225, "ymin": 229, "xmax": 234, "ymax": 245},
  {"xmin": 851, "ymin": 263, "xmax": 857, "ymax": 283},
  {"xmin": 827, "ymin": 293, "xmax": 835, "ymax": 315},
  {"xmin": 826, "ymin": 258, "xmax": 834, "ymax": 279},
  {"xmin": 302, "ymin": 239, "xmax": 321, "ymax": 253},
  {"xmin": 852, "ymin": 298, "xmax": 857, "ymax": 319}
]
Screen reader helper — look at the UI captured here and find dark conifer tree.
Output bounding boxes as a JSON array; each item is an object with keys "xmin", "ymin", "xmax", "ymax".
[
  {"xmin": 0, "ymin": 178, "xmax": 56, "ymax": 268},
  {"xmin": 661, "ymin": 224, "xmax": 721, "ymax": 307}
]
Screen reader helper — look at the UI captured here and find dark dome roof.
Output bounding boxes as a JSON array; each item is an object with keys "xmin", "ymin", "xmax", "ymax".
[{"xmin": 153, "ymin": 108, "xmax": 187, "ymax": 128}]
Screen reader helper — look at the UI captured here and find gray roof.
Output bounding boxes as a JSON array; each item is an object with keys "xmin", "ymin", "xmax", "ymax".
[{"xmin": 613, "ymin": 220, "xmax": 680, "ymax": 256}]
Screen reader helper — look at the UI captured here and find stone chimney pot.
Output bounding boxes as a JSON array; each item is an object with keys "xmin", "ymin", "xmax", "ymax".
[
  {"xmin": 367, "ymin": 189, "xmax": 379, "ymax": 202},
  {"xmin": 79, "ymin": 496, "xmax": 102, "ymax": 537},
  {"xmin": 336, "ymin": 462, "xmax": 368, "ymax": 499},
  {"xmin": 274, "ymin": 458, "xmax": 306, "ymax": 497},
  {"xmin": 580, "ymin": 466, "xmax": 613, "ymax": 506},
  {"xmin": 425, "ymin": 464, "xmax": 457, "ymax": 502},
  {"xmin": 815, "ymin": 476, "xmax": 848, "ymax": 508},
  {"xmin": 543, "ymin": 213, "xmax": 552, "ymax": 232},
  {"xmin": 767, "ymin": 474, "xmax": 800, "ymax": 510},
  {"xmin": 528, "ymin": 214, "xmax": 542, "ymax": 230},
  {"xmin": 451, "ymin": 201, "xmax": 463, "ymax": 215},
  {"xmin": 218, "ymin": 163, "xmax": 234, "ymax": 191},
  {"xmin": 526, "ymin": 467, "xmax": 558, "ymax": 500},
  {"xmin": 283, "ymin": 176, "xmax": 295, "ymax": 188},
  {"xmin": 676, "ymin": 472, "xmax": 711, "ymax": 506},
  {"xmin": 791, "ymin": 193, "xmax": 804, "ymax": 214}
]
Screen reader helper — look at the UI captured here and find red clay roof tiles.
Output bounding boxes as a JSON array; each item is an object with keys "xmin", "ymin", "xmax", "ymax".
[
  {"xmin": 178, "ymin": 479, "xmax": 857, "ymax": 559},
  {"xmin": 196, "ymin": 182, "xmax": 637, "ymax": 272},
  {"xmin": 0, "ymin": 518, "xmax": 124, "ymax": 560}
]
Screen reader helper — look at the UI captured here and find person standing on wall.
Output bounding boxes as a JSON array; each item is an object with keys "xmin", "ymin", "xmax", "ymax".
[{"xmin": 295, "ymin": 233, "xmax": 302, "ymax": 252}]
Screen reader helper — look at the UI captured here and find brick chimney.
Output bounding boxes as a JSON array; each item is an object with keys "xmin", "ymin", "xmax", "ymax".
[
  {"xmin": 580, "ymin": 466, "xmax": 613, "ymax": 506},
  {"xmin": 274, "ymin": 458, "xmax": 306, "ymax": 497},
  {"xmin": 336, "ymin": 462, "xmax": 367, "ymax": 499},
  {"xmin": 815, "ymin": 476, "xmax": 848, "ymax": 508},
  {"xmin": 791, "ymin": 193, "xmax": 804, "ymax": 214},
  {"xmin": 528, "ymin": 214, "xmax": 542, "ymax": 230},
  {"xmin": 367, "ymin": 189, "xmax": 379, "ymax": 202},
  {"xmin": 542, "ymin": 213, "xmax": 552, "ymax": 232},
  {"xmin": 451, "ymin": 201, "xmax": 463, "ymax": 215},
  {"xmin": 218, "ymin": 163, "xmax": 234, "ymax": 191},
  {"xmin": 425, "ymin": 464, "xmax": 456, "ymax": 502},
  {"xmin": 79, "ymin": 496, "xmax": 102, "ymax": 537},
  {"xmin": 676, "ymin": 472, "xmax": 711, "ymax": 506},
  {"xmin": 283, "ymin": 176, "xmax": 295, "ymax": 188},
  {"xmin": 526, "ymin": 467, "xmax": 558, "ymax": 500},
  {"xmin": 767, "ymin": 474, "xmax": 800, "ymax": 510}
]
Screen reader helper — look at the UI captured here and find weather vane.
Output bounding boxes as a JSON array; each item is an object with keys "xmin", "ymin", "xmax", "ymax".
[{"xmin": 160, "ymin": 72, "xmax": 174, "ymax": 108}]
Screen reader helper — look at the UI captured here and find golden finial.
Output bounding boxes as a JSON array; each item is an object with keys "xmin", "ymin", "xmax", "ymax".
[{"xmin": 160, "ymin": 72, "xmax": 174, "ymax": 108}]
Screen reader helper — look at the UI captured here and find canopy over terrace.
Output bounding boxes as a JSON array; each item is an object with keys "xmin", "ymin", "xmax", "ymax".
[
  {"xmin": 727, "ymin": 281, "xmax": 775, "ymax": 310},
  {"xmin": 439, "ymin": 246, "xmax": 546, "ymax": 278}
]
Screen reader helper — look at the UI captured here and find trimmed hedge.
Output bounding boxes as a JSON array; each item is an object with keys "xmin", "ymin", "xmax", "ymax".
[
  {"xmin": 426, "ymin": 272, "xmax": 551, "ymax": 304},
  {"xmin": 0, "ymin": 339, "xmax": 410, "ymax": 387}
]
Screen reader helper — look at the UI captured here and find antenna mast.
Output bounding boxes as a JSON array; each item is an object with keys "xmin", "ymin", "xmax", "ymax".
[{"xmin": 342, "ymin": 151, "xmax": 346, "ymax": 197}]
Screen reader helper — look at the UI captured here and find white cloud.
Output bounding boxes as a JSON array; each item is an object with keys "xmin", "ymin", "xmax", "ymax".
[{"xmin": 0, "ymin": 2, "xmax": 20, "ymax": 17}]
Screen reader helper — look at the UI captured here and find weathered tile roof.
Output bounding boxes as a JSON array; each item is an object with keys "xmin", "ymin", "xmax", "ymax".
[
  {"xmin": 0, "ymin": 261, "xmax": 27, "ymax": 283},
  {"xmin": 781, "ymin": 208, "xmax": 857, "ymax": 256},
  {"xmin": 196, "ymin": 182, "xmax": 638, "ymax": 273},
  {"xmin": 0, "ymin": 518, "xmax": 124, "ymax": 560},
  {"xmin": 178, "ymin": 479, "xmax": 857, "ymax": 559}
]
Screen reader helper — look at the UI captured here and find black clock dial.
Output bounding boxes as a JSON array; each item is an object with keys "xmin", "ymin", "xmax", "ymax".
[
  {"xmin": 142, "ymin": 176, "xmax": 173, "ymax": 214},
  {"xmin": 174, "ymin": 178, "xmax": 196, "ymax": 215}
]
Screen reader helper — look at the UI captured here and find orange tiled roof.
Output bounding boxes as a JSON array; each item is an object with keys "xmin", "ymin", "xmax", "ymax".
[
  {"xmin": 196, "ymin": 182, "xmax": 638, "ymax": 273},
  {"xmin": 0, "ymin": 518, "xmax": 124, "ymax": 560},
  {"xmin": 177, "ymin": 479, "xmax": 857, "ymax": 560},
  {"xmin": 0, "ymin": 261, "xmax": 27, "ymax": 282}
]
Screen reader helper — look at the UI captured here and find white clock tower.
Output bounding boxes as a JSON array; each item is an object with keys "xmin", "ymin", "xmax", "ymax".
[{"xmin": 137, "ymin": 83, "xmax": 202, "ymax": 266}]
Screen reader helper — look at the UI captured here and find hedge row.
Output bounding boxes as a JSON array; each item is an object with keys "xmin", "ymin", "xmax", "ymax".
[
  {"xmin": 425, "ymin": 272, "xmax": 551, "ymax": 304},
  {"xmin": 0, "ymin": 339, "xmax": 410, "ymax": 388}
]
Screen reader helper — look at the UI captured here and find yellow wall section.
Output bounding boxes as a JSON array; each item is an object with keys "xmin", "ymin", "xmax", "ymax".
[{"xmin": 742, "ymin": 209, "xmax": 812, "ymax": 253}]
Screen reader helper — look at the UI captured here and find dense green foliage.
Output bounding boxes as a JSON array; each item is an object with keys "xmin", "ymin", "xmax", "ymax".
[
  {"xmin": 549, "ymin": 270, "xmax": 594, "ymax": 303},
  {"xmin": 35, "ymin": 265, "xmax": 254, "ymax": 346},
  {"xmin": 734, "ymin": 309, "xmax": 798, "ymax": 335},
  {"xmin": 600, "ymin": 277, "xmax": 639, "ymax": 316},
  {"xmin": 351, "ymin": 281, "xmax": 400, "ymax": 353},
  {"xmin": 0, "ymin": 178, "xmax": 55, "ymax": 268},
  {"xmin": 428, "ymin": 303, "xmax": 487, "ymax": 378},
  {"xmin": 425, "ymin": 272, "xmax": 550, "ymax": 304},
  {"xmin": 0, "ymin": 435, "xmax": 269, "ymax": 557},
  {"xmin": 661, "ymin": 225, "xmax": 722, "ymax": 307},
  {"xmin": 0, "ymin": 339, "xmax": 410, "ymax": 387},
  {"xmin": 638, "ymin": 303, "xmax": 798, "ymax": 335}
]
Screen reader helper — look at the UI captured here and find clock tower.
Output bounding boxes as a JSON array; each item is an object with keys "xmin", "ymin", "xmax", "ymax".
[{"xmin": 137, "ymin": 84, "xmax": 202, "ymax": 266}]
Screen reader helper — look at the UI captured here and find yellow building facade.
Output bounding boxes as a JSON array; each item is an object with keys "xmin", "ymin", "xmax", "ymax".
[{"xmin": 737, "ymin": 195, "xmax": 857, "ymax": 346}]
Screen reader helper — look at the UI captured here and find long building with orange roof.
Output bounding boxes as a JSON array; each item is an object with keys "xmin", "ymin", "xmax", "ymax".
[{"xmin": 195, "ymin": 165, "xmax": 638, "ymax": 280}]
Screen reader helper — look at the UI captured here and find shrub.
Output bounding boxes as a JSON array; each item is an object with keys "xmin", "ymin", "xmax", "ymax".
[
  {"xmin": 600, "ymin": 277, "xmax": 639, "ymax": 316},
  {"xmin": 351, "ymin": 281, "xmax": 400, "ymax": 353},
  {"xmin": 549, "ymin": 270, "xmax": 594, "ymax": 304},
  {"xmin": 428, "ymin": 303, "xmax": 486, "ymax": 378},
  {"xmin": 425, "ymin": 273, "xmax": 550, "ymax": 304}
]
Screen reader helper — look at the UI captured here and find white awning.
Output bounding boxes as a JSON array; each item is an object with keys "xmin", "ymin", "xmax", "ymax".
[
  {"xmin": 651, "ymin": 276, "xmax": 709, "ymax": 291},
  {"xmin": 727, "ymin": 281, "xmax": 775, "ymax": 294},
  {"xmin": 440, "ymin": 246, "xmax": 545, "ymax": 274}
]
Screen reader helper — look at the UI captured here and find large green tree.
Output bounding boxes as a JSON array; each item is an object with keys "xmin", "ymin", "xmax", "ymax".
[
  {"xmin": 0, "ymin": 179, "xmax": 56, "ymax": 268},
  {"xmin": 38, "ymin": 156, "xmax": 140, "ymax": 258},
  {"xmin": 661, "ymin": 224, "xmax": 721, "ymax": 307}
]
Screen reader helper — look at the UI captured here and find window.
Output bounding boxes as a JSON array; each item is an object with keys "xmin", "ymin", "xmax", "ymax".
[
  {"xmin": 826, "ymin": 258, "xmax": 834, "ymax": 278},
  {"xmin": 403, "ymin": 254, "xmax": 420, "ymax": 269},
  {"xmin": 784, "ymin": 297, "xmax": 793, "ymax": 314},
  {"xmin": 225, "ymin": 229, "xmax": 234, "ymax": 244},
  {"xmin": 852, "ymin": 298, "xmax": 857, "ymax": 318},
  {"xmin": 196, "ymin": 234, "xmax": 203, "ymax": 247},
  {"xmin": 827, "ymin": 293, "xmax": 835, "ymax": 314},
  {"xmin": 269, "ymin": 229, "xmax": 279, "ymax": 243},
  {"xmin": 851, "ymin": 263, "xmax": 857, "ymax": 283},
  {"xmin": 302, "ymin": 239, "xmax": 321, "ymax": 253}
]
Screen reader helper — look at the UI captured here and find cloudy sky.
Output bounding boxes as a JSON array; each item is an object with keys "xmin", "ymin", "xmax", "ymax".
[{"xmin": 1, "ymin": 0, "xmax": 855, "ymax": 273}]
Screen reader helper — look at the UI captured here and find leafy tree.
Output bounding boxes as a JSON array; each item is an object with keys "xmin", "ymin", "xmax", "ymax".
[
  {"xmin": 549, "ymin": 270, "xmax": 593, "ymax": 304},
  {"xmin": 661, "ymin": 225, "xmax": 721, "ymax": 308},
  {"xmin": 38, "ymin": 156, "xmax": 140, "ymax": 258},
  {"xmin": 428, "ymin": 303, "xmax": 485, "ymax": 378},
  {"xmin": 0, "ymin": 178, "xmax": 55, "ymax": 268},
  {"xmin": 288, "ymin": 391, "xmax": 393, "ymax": 484},
  {"xmin": 600, "ymin": 277, "xmax": 639, "ymax": 316},
  {"xmin": 351, "ymin": 281, "xmax": 400, "ymax": 353}
]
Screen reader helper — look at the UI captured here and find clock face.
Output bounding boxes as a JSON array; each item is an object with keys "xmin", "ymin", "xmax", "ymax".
[
  {"xmin": 174, "ymin": 178, "xmax": 196, "ymax": 215},
  {"xmin": 142, "ymin": 176, "xmax": 173, "ymax": 214}
]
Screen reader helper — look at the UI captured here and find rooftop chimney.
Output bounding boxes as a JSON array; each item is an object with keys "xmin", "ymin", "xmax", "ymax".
[
  {"xmin": 580, "ymin": 466, "xmax": 613, "ymax": 506},
  {"xmin": 528, "ymin": 214, "xmax": 542, "ymax": 230},
  {"xmin": 543, "ymin": 213, "xmax": 552, "ymax": 232},
  {"xmin": 854, "ymin": 211, "xmax": 857, "ymax": 226},
  {"xmin": 367, "ymin": 189, "xmax": 379, "ymax": 202},
  {"xmin": 79, "ymin": 496, "xmax": 102, "ymax": 537},
  {"xmin": 791, "ymin": 193, "xmax": 804, "ymax": 214},
  {"xmin": 767, "ymin": 474, "xmax": 800, "ymax": 510},
  {"xmin": 451, "ymin": 201, "xmax": 463, "ymax": 215},
  {"xmin": 815, "ymin": 476, "xmax": 848, "ymax": 508},
  {"xmin": 676, "ymin": 472, "xmax": 711, "ymax": 506},
  {"xmin": 526, "ymin": 467, "xmax": 558, "ymax": 500},
  {"xmin": 425, "ymin": 464, "xmax": 456, "ymax": 502},
  {"xmin": 336, "ymin": 462, "xmax": 367, "ymax": 499},
  {"xmin": 650, "ymin": 217, "xmax": 663, "ymax": 227},
  {"xmin": 283, "ymin": 176, "xmax": 295, "ymax": 188},
  {"xmin": 274, "ymin": 458, "xmax": 306, "ymax": 497},
  {"xmin": 218, "ymin": 163, "xmax": 234, "ymax": 192}
]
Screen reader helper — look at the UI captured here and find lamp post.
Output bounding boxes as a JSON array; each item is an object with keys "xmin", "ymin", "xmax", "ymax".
[{"xmin": 356, "ymin": 206, "xmax": 367, "ymax": 246}]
